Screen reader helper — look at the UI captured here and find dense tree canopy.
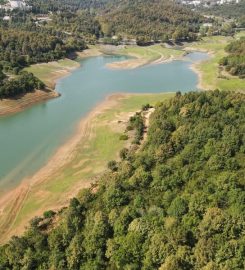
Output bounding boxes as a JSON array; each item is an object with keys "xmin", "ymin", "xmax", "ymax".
[
  {"xmin": 0, "ymin": 91, "xmax": 244, "ymax": 269},
  {"xmin": 220, "ymin": 37, "xmax": 245, "ymax": 78},
  {"xmin": 99, "ymin": 0, "xmax": 202, "ymax": 41},
  {"xmin": 0, "ymin": 27, "xmax": 86, "ymax": 72},
  {"xmin": 4, "ymin": 0, "xmax": 203, "ymax": 43},
  {"xmin": 0, "ymin": 69, "xmax": 45, "ymax": 98},
  {"xmin": 26, "ymin": 0, "xmax": 111, "ymax": 13}
]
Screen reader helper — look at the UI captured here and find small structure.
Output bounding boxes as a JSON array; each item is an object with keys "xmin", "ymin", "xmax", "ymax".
[
  {"xmin": 0, "ymin": 0, "xmax": 31, "ymax": 10},
  {"xmin": 203, "ymin": 23, "xmax": 213, "ymax": 27},
  {"xmin": 3, "ymin": 15, "xmax": 10, "ymax": 21},
  {"xmin": 179, "ymin": 0, "xmax": 240, "ymax": 6}
]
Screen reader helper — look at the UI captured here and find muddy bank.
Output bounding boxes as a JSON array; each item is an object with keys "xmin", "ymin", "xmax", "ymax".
[
  {"xmin": 0, "ymin": 89, "xmax": 59, "ymax": 117},
  {"xmin": 105, "ymin": 54, "xmax": 178, "ymax": 70}
]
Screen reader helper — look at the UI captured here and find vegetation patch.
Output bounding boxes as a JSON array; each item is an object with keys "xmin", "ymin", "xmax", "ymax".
[
  {"xmin": 219, "ymin": 37, "xmax": 245, "ymax": 78},
  {"xmin": 187, "ymin": 33, "xmax": 245, "ymax": 91}
]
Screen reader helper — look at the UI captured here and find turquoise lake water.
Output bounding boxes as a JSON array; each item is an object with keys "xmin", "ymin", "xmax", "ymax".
[{"xmin": 0, "ymin": 52, "xmax": 209, "ymax": 191}]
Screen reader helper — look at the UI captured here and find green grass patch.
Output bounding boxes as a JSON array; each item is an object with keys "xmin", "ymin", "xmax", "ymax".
[
  {"xmin": 188, "ymin": 35, "xmax": 245, "ymax": 91},
  {"xmin": 118, "ymin": 44, "xmax": 185, "ymax": 62},
  {"xmin": 24, "ymin": 59, "xmax": 80, "ymax": 87}
]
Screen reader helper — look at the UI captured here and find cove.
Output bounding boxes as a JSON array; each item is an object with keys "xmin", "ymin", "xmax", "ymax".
[{"xmin": 0, "ymin": 52, "xmax": 209, "ymax": 191}]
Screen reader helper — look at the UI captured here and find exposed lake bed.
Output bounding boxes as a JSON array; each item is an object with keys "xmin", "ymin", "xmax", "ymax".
[
  {"xmin": 0, "ymin": 50, "xmax": 211, "ymax": 241},
  {"xmin": 0, "ymin": 51, "xmax": 209, "ymax": 191}
]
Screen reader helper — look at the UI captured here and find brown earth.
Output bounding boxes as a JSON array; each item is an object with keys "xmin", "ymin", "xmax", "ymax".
[{"xmin": 0, "ymin": 89, "xmax": 59, "ymax": 117}]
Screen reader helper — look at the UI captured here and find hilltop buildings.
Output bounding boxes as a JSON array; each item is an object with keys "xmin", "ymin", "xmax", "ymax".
[
  {"xmin": 179, "ymin": 0, "xmax": 240, "ymax": 6},
  {"xmin": 0, "ymin": 0, "xmax": 31, "ymax": 11}
]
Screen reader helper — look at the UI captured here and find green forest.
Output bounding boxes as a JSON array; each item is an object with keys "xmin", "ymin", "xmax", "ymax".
[
  {"xmin": 26, "ymin": 0, "xmax": 110, "ymax": 13},
  {"xmin": 0, "ymin": 69, "xmax": 44, "ymax": 98},
  {"xmin": 220, "ymin": 37, "xmax": 245, "ymax": 78},
  {"xmin": 0, "ymin": 28, "xmax": 86, "ymax": 72},
  {"xmin": 0, "ymin": 91, "xmax": 244, "ymax": 269},
  {"xmin": 100, "ymin": 0, "xmax": 202, "ymax": 42}
]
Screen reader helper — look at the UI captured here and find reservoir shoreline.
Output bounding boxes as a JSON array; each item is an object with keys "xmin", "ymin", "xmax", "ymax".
[
  {"xmin": 0, "ymin": 50, "xmax": 208, "ymax": 189},
  {"xmin": 0, "ymin": 48, "xmax": 103, "ymax": 117},
  {"xmin": 0, "ymin": 50, "xmax": 209, "ymax": 242},
  {"xmin": 0, "ymin": 46, "xmax": 207, "ymax": 117},
  {"xmin": 0, "ymin": 92, "xmax": 174, "ymax": 243},
  {"xmin": 0, "ymin": 93, "xmax": 127, "ymax": 240}
]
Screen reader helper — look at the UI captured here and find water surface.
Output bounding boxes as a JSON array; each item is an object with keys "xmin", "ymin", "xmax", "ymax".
[{"xmin": 0, "ymin": 52, "xmax": 209, "ymax": 190}]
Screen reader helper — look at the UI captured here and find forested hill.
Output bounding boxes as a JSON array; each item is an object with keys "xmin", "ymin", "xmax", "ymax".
[
  {"xmin": 28, "ymin": 0, "xmax": 111, "ymax": 13},
  {"xmin": 1, "ymin": 91, "xmax": 244, "ymax": 269},
  {"xmin": 25, "ymin": 0, "xmax": 202, "ymax": 42},
  {"xmin": 100, "ymin": 0, "xmax": 202, "ymax": 41}
]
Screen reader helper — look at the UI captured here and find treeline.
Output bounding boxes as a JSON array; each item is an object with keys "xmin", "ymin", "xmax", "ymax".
[
  {"xmin": 100, "ymin": 0, "xmax": 202, "ymax": 42},
  {"xmin": 26, "ymin": 0, "xmax": 110, "ymax": 13},
  {"xmin": 49, "ymin": 10, "xmax": 102, "ymax": 43},
  {"xmin": 0, "ymin": 0, "xmax": 205, "ymax": 45},
  {"xmin": 0, "ymin": 27, "xmax": 86, "ymax": 73},
  {"xmin": 0, "ymin": 69, "xmax": 45, "ymax": 98},
  {"xmin": 220, "ymin": 37, "xmax": 245, "ymax": 77},
  {"xmin": 0, "ymin": 91, "xmax": 244, "ymax": 269},
  {"xmin": 0, "ymin": 24, "xmax": 86, "ymax": 98}
]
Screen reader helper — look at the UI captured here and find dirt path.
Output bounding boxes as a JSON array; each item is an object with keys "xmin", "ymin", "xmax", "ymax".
[{"xmin": 142, "ymin": 108, "xmax": 155, "ymax": 143}]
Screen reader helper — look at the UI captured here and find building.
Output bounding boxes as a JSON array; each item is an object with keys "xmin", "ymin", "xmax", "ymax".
[
  {"xmin": 0, "ymin": 0, "xmax": 31, "ymax": 11},
  {"xmin": 3, "ymin": 15, "xmax": 11, "ymax": 21},
  {"xmin": 178, "ymin": 0, "xmax": 240, "ymax": 6}
]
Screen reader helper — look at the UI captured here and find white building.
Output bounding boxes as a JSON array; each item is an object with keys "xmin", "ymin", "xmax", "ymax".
[
  {"xmin": 3, "ymin": 15, "xmax": 11, "ymax": 21},
  {"xmin": 179, "ymin": 0, "xmax": 240, "ymax": 6},
  {"xmin": 0, "ymin": 0, "xmax": 31, "ymax": 10}
]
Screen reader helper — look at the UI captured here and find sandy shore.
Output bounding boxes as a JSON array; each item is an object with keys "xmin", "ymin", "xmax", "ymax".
[
  {"xmin": 106, "ymin": 58, "xmax": 148, "ymax": 69},
  {"xmin": 76, "ymin": 48, "xmax": 103, "ymax": 59},
  {"xmin": 190, "ymin": 64, "xmax": 206, "ymax": 90},
  {"xmin": 185, "ymin": 49, "xmax": 213, "ymax": 90},
  {"xmin": 0, "ymin": 93, "xmax": 130, "ymax": 243}
]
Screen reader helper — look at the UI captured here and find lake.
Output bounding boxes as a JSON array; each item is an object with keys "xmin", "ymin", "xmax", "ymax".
[{"xmin": 0, "ymin": 52, "xmax": 209, "ymax": 191}]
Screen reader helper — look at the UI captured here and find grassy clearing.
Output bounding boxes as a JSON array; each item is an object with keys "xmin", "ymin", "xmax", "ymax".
[
  {"xmin": 187, "ymin": 34, "xmax": 245, "ymax": 91},
  {"xmin": 118, "ymin": 44, "xmax": 185, "ymax": 61},
  {"xmin": 25, "ymin": 58, "xmax": 80, "ymax": 88},
  {"xmin": 104, "ymin": 44, "xmax": 186, "ymax": 69},
  {"xmin": 8, "ymin": 92, "xmax": 174, "ymax": 237}
]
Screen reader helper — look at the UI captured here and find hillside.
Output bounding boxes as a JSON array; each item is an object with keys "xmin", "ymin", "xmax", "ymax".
[
  {"xmin": 100, "ymin": 0, "xmax": 202, "ymax": 41},
  {"xmin": 0, "ymin": 91, "xmax": 244, "ymax": 269}
]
